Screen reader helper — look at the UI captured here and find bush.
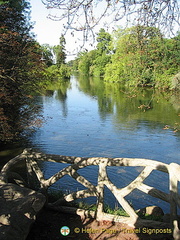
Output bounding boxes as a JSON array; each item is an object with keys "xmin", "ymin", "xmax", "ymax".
[{"xmin": 43, "ymin": 64, "xmax": 70, "ymax": 82}]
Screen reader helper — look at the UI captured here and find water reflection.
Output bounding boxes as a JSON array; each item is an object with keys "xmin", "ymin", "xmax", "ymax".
[
  {"xmin": 53, "ymin": 90, "xmax": 68, "ymax": 117},
  {"xmin": 33, "ymin": 75, "xmax": 180, "ymax": 160},
  {"xmin": 78, "ymin": 75, "xmax": 180, "ymax": 132},
  {"xmin": 170, "ymin": 92, "xmax": 180, "ymax": 112},
  {"xmin": 41, "ymin": 80, "xmax": 70, "ymax": 118},
  {"xmin": 1, "ymin": 74, "xmax": 179, "ymax": 213}
]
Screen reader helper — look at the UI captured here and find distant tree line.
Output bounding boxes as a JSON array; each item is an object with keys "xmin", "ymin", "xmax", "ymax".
[
  {"xmin": 41, "ymin": 34, "xmax": 70, "ymax": 83},
  {"xmin": 73, "ymin": 27, "xmax": 180, "ymax": 89}
]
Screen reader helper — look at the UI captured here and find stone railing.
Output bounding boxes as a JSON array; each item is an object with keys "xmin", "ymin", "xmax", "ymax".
[{"xmin": 0, "ymin": 149, "xmax": 180, "ymax": 239}]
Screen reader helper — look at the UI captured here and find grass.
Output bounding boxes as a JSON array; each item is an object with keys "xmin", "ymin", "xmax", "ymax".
[
  {"xmin": 104, "ymin": 204, "xmax": 129, "ymax": 217},
  {"xmin": 47, "ymin": 189, "xmax": 129, "ymax": 216},
  {"xmin": 47, "ymin": 189, "xmax": 163, "ymax": 221}
]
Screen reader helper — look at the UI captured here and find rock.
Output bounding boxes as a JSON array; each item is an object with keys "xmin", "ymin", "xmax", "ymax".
[
  {"xmin": 136, "ymin": 206, "xmax": 164, "ymax": 217},
  {"xmin": 0, "ymin": 183, "xmax": 46, "ymax": 240}
]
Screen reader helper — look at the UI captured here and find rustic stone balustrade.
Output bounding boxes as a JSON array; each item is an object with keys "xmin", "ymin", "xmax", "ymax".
[{"xmin": 0, "ymin": 148, "xmax": 180, "ymax": 239}]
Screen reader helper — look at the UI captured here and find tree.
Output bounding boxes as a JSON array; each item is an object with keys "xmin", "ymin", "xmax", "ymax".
[
  {"xmin": 92, "ymin": 28, "xmax": 112, "ymax": 76},
  {"xmin": 96, "ymin": 28, "xmax": 112, "ymax": 54},
  {"xmin": 0, "ymin": 0, "xmax": 44, "ymax": 142},
  {"xmin": 0, "ymin": 0, "xmax": 32, "ymax": 35},
  {"xmin": 77, "ymin": 29, "xmax": 112, "ymax": 76},
  {"xmin": 42, "ymin": 0, "xmax": 179, "ymax": 43},
  {"xmin": 104, "ymin": 26, "xmax": 179, "ymax": 88},
  {"xmin": 53, "ymin": 34, "xmax": 66, "ymax": 67},
  {"xmin": 78, "ymin": 50, "xmax": 97, "ymax": 75},
  {"xmin": 41, "ymin": 44, "xmax": 54, "ymax": 67}
]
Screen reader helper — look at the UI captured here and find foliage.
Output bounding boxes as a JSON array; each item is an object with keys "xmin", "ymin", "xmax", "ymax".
[
  {"xmin": 53, "ymin": 34, "xmax": 66, "ymax": 67},
  {"xmin": 76, "ymin": 28, "xmax": 112, "ymax": 76},
  {"xmin": 96, "ymin": 28, "xmax": 112, "ymax": 54},
  {"xmin": 78, "ymin": 50, "xmax": 97, "ymax": 75},
  {"xmin": 103, "ymin": 204, "xmax": 129, "ymax": 217},
  {"xmin": 45, "ymin": 34, "xmax": 71, "ymax": 82},
  {"xmin": 74, "ymin": 26, "xmax": 179, "ymax": 88},
  {"xmin": 42, "ymin": 64, "xmax": 71, "ymax": 85},
  {"xmin": 41, "ymin": 44, "xmax": 54, "ymax": 67},
  {"xmin": 92, "ymin": 28, "xmax": 112, "ymax": 76},
  {"xmin": 104, "ymin": 26, "xmax": 180, "ymax": 88},
  {"xmin": 0, "ymin": 0, "xmax": 44, "ymax": 142},
  {"xmin": 59, "ymin": 64, "xmax": 70, "ymax": 79},
  {"xmin": 0, "ymin": 0, "xmax": 32, "ymax": 35}
]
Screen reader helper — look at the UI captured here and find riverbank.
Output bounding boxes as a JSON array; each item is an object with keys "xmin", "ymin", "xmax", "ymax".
[{"xmin": 27, "ymin": 208, "xmax": 173, "ymax": 240}]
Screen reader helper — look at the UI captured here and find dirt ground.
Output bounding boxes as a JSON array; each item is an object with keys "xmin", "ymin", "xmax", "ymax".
[{"xmin": 26, "ymin": 208, "xmax": 173, "ymax": 240}]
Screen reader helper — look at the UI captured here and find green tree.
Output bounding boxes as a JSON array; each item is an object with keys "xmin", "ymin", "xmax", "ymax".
[
  {"xmin": 41, "ymin": 44, "xmax": 54, "ymax": 67},
  {"xmin": 92, "ymin": 28, "xmax": 112, "ymax": 76},
  {"xmin": 78, "ymin": 50, "xmax": 97, "ymax": 75},
  {"xmin": 0, "ymin": 0, "xmax": 32, "ymax": 35},
  {"xmin": 0, "ymin": 0, "xmax": 44, "ymax": 142},
  {"xmin": 77, "ymin": 29, "xmax": 112, "ymax": 76},
  {"xmin": 53, "ymin": 34, "xmax": 66, "ymax": 68},
  {"xmin": 43, "ymin": 35, "xmax": 71, "ymax": 82},
  {"xmin": 104, "ymin": 26, "xmax": 179, "ymax": 88},
  {"xmin": 96, "ymin": 28, "xmax": 112, "ymax": 54}
]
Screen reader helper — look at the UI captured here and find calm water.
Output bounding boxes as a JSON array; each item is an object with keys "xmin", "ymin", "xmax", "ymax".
[{"xmin": 2, "ymin": 75, "xmax": 180, "ymax": 212}]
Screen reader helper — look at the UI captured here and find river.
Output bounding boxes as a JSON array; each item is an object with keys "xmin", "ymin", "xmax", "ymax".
[{"xmin": 1, "ymin": 74, "xmax": 180, "ymax": 213}]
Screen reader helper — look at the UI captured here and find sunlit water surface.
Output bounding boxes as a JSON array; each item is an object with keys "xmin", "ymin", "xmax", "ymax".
[{"xmin": 3, "ymin": 75, "xmax": 180, "ymax": 213}]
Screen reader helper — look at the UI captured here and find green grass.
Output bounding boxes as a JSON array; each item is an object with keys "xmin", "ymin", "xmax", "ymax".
[
  {"xmin": 104, "ymin": 204, "xmax": 129, "ymax": 217},
  {"xmin": 47, "ymin": 189, "xmax": 163, "ymax": 221},
  {"xmin": 47, "ymin": 189, "xmax": 128, "ymax": 216}
]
